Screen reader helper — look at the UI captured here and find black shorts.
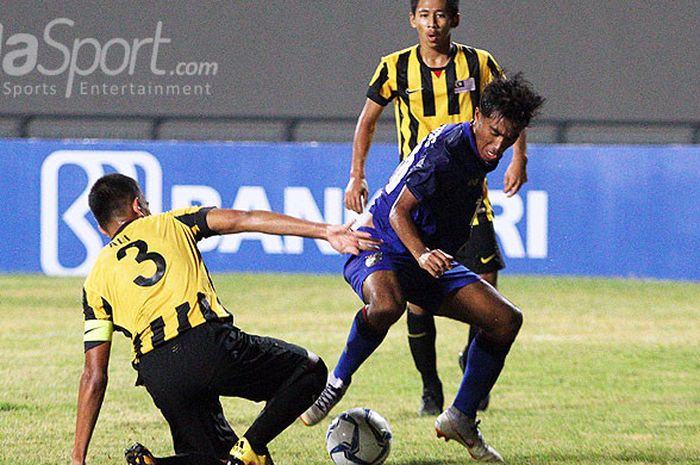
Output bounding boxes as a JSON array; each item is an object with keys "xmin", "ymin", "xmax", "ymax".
[
  {"xmin": 454, "ymin": 211, "xmax": 505, "ymax": 275},
  {"xmin": 137, "ymin": 321, "xmax": 312, "ymax": 459}
]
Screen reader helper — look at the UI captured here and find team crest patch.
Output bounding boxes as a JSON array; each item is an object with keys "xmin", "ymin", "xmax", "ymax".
[
  {"xmin": 454, "ymin": 77, "xmax": 476, "ymax": 93},
  {"xmin": 365, "ymin": 252, "xmax": 383, "ymax": 268}
]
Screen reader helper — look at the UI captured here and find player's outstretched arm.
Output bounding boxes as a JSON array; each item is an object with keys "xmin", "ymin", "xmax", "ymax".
[
  {"xmin": 326, "ymin": 221, "xmax": 383, "ymax": 255},
  {"xmin": 205, "ymin": 208, "xmax": 381, "ymax": 255},
  {"xmin": 345, "ymin": 99, "xmax": 385, "ymax": 213},
  {"xmin": 72, "ymin": 342, "xmax": 111, "ymax": 465},
  {"xmin": 389, "ymin": 186, "xmax": 453, "ymax": 278}
]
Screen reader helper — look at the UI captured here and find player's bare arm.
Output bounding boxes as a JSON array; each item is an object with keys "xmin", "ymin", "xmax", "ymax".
[
  {"xmin": 71, "ymin": 342, "xmax": 111, "ymax": 465},
  {"xmin": 503, "ymin": 129, "xmax": 528, "ymax": 196},
  {"xmin": 345, "ymin": 98, "xmax": 385, "ymax": 213},
  {"xmin": 205, "ymin": 208, "xmax": 381, "ymax": 255},
  {"xmin": 388, "ymin": 186, "xmax": 453, "ymax": 278}
]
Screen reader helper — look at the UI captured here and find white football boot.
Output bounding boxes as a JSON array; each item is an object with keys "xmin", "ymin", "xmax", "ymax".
[
  {"xmin": 300, "ymin": 373, "xmax": 348, "ymax": 426},
  {"xmin": 435, "ymin": 406, "xmax": 504, "ymax": 463}
]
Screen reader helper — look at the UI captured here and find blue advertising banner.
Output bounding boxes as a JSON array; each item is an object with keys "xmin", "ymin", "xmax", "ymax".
[{"xmin": 0, "ymin": 139, "xmax": 698, "ymax": 280}]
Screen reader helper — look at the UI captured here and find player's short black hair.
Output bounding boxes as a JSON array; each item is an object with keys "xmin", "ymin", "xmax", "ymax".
[
  {"xmin": 479, "ymin": 72, "xmax": 545, "ymax": 131},
  {"xmin": 88, "ymin": 173, "xmax": 142, "ymax": 229},
  {"xmin": 411, "ymin": 0, "xmax": 459, "ymax": 17}
]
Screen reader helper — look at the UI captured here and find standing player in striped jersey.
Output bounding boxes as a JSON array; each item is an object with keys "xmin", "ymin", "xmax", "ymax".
[
  {"xmin": 344, "ymin": 0, "xmax": 529, "ymax": 416},
  {"xmin": 71, "ymin": 174, "xmax": 380, "ymax": 465}
]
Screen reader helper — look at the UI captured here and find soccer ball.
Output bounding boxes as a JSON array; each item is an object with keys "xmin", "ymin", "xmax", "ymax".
[{"xmin": 326, "ymin": 407, "xmax": 392, "ymax": 465}]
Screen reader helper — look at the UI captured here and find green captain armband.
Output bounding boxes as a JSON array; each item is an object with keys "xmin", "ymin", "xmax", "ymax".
[{"xmin": 83, "ymin": 319, "xmax": 113, "ymax": 351}]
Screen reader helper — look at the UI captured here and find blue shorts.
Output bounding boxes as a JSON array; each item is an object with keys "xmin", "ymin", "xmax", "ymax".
[{"xmin": 343, "ymin": 239, "xmax": 481, "ymax": 314}]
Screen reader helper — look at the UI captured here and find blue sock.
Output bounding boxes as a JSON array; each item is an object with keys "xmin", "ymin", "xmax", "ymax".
[
  {"xmin": 333, "ymin": 307, "xmax": 386, "ymax": 383},
  {"xmin": 452, "ymin": 334, "xmax": 511, "ymax": 418}
]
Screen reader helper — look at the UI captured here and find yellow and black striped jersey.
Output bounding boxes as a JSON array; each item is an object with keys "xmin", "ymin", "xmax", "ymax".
[
  {"xmin": 367, "ymin": 42, "xmax": 502, "ymax": 223},
  {"xmin": 368, "ymin": 42, "xmax": 502, "ymax": 161},
  {"xmin": 82, "ymin": 206, "xmax": 231, "ymax": 361}
]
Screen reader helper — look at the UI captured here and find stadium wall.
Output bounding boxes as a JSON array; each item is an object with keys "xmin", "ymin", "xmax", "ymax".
[
  {"xmin": 0, "ymin": 1, "xmax": 698, "ymax": 123},
  {"xmin": 1, "ymin": 140, "xmax": 698, "ymax": 280}
]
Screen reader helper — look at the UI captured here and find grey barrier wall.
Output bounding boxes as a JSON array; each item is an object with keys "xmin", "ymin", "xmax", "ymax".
[{"xmin": 0, "ymin": 0, "xmax": 698, "ymax": 122}]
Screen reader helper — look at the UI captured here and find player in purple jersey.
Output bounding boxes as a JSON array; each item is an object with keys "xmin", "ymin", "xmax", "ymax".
[
  {"xmin": 302, "ymin": 74, "xmax": 544, "ymax": 463},
  {"xmin": 366, "ymin": 122, "xmax": 488, "ymax": 257}
]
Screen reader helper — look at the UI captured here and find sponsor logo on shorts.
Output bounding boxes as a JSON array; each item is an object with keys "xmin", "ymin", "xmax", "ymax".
[
  {"xmin": 480, "ymin": 253, "xmax": 496, "ymax": 264},
  {"xmin": 365, "ymin": 252, "xmax": 383, "ymax": 268}
]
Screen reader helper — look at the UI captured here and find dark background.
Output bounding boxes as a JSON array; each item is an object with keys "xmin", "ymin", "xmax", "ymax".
[{"xmin": 1, "ymin": 0, "xmax": 698, "ymax": 121}]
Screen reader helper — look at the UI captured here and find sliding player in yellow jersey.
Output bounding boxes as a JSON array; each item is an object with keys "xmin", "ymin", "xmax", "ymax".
[
  {"xmin": 344, "ymin": 0, "xmax": 529, "ymax": 416},
  {"xmin": 71, "ymin": 174, "xmax": 380, "ymax": 465}
]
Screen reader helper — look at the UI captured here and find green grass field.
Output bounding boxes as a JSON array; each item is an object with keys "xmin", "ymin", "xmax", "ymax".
[{"xmin": 1, "ymin": 274, "xmax": 698, "ymax": 465}]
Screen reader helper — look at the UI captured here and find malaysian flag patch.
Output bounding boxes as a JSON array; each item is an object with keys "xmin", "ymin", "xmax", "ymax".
[{"xmin": 454, "ymin": 77, "xmax": 476, "ymax": 93}]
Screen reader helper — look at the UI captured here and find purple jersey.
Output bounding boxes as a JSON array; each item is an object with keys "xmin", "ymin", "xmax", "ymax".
[{"xmin": 369, "ymin": 122, "xmax": 494, "ymax": 256}]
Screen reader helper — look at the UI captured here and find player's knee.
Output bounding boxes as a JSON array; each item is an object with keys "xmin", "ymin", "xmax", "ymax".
[
  {"xmin": 305, "ymin": 351, "xmax": 328, "ymax": 396},
  {"xmin": 363, "ymin": 277, "xmax": 405, "ymax": 331},
  {"xmin": 367, "ymin": 299, "xmax": 405, "ymax": 332},
  {"xmin": 309, "ymin": 359, "xmax": 328, "ymax": 396},
  {"xmin": 364, "ymin": 283, "xmax": 405, "ymax": 329},
  {"xmin": 407, "ymin": 302, "xmax": 428, "ymax": 316},
  {"xmin": 484, "ymin": 303, "xmax": 522, "ymax": 345},
  {"xmin": 502, "ymin": 306, "xmax": 523, "ymax": 343}
]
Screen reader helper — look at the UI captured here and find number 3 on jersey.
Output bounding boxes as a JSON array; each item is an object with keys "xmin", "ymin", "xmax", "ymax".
[{"xmin": 117, "ymin": 240, "xmax": 166, "ymax": 287}]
